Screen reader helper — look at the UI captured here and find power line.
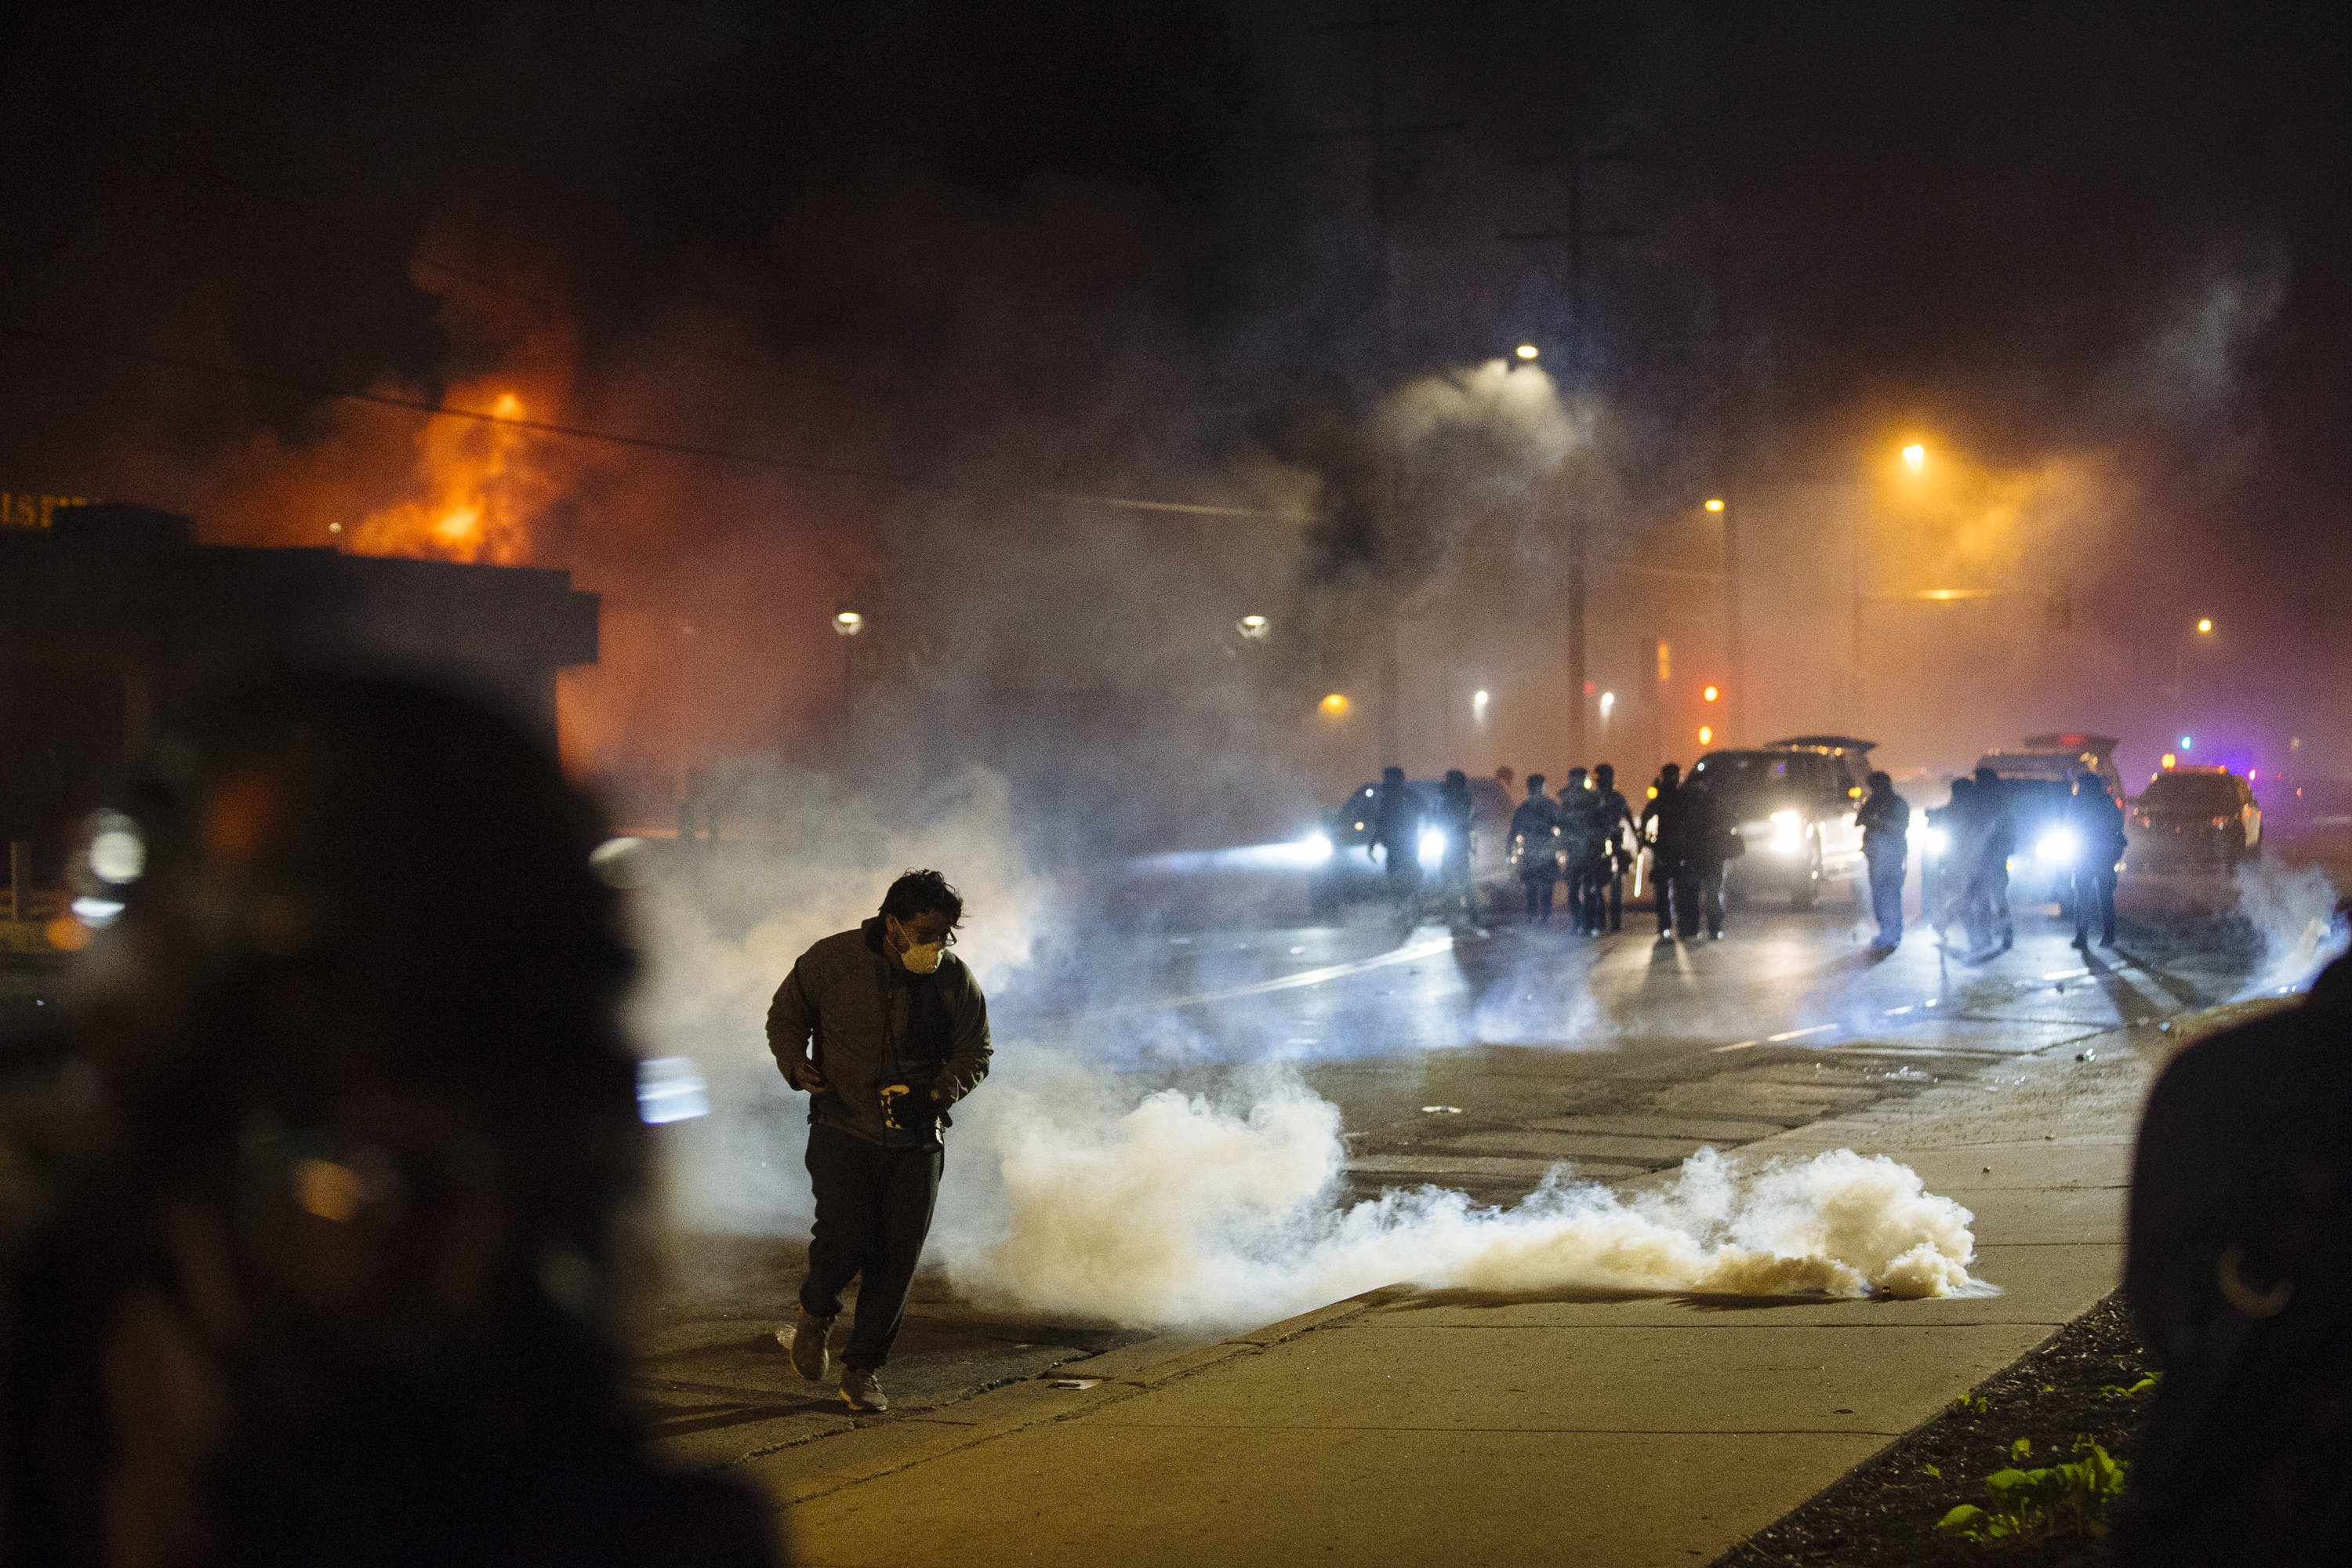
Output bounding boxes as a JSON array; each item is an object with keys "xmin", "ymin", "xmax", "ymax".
[
  {"xmin": 2, "ymin": 323, "xmax": 906, "ymax": 481},
  {"xmin": 1, "ymin": 324, "xmax": 1308, "ymax": 521}
]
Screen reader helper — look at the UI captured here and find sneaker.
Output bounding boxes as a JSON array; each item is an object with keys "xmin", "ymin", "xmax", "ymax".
[
  {"xmin": 782, "ymin": 1310, "xmax": 834, "ymax": 1383},
  {"xmin": 840, "ymin": 1366, "xmax": 889, "ymax": 1413}
]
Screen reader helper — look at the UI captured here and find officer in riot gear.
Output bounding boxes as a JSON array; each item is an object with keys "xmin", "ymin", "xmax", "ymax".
[{"xmin": 1508, "ymin": 774, "xmax": 1562, "ymax": 924}]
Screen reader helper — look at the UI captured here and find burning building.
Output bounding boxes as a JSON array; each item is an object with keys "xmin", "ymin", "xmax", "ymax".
[{"xmin": 0, "ymin": 502, "xmax": 597, "ymax": 896}]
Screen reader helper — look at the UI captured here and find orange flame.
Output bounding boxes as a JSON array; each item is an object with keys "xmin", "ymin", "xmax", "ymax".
[{"xmin": 346, "ymin": 389, "xmax": 549, "ymax": 564}]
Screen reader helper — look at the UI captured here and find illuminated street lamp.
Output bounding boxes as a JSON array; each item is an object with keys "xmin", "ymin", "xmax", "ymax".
[
  {"xmin": 1704, "ymin": 498, "xmax": 1725, "ymax": 513},
  {"xmin": 1236, "ymin": 614, "xmax": 1271, "ymax": 641},
  {"xmin": 832, "ymin": 606, "xmax": 864, "ymax": 732},
  {"xmin": 2196, "ymin": 617, "xmax": 2213, "ymax": 634},
  {"xmin": 1902, "ymin": 443, "xmax": 1926, "ymax": 473},
  {"xmin": 1319, "ymin": 692, "xmax": 1352, "ymax": 717},
  {"xmin": 1514, "ymin": 343, "xmax": 1539, "ymax": 361}
]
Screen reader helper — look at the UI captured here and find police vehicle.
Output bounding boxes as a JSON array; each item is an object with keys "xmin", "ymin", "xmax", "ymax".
[
  {"xmin": 1305, "ymin": 775, "xmax": 1515, "ymax": 916},
  {"xmin": 1688, "ymin": 737, "xmax": 1871, "ymax": 910}
]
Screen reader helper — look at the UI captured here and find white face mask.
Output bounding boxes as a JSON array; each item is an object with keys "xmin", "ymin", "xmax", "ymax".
[{"xmin": 891, "ymin": 919, "xmax": 946, "ymax": 974}]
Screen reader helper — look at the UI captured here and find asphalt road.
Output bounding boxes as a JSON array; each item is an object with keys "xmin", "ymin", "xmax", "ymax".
[{"xmin": 631, "ymin": 858, "xmax": 2328, "ymax": 1464}]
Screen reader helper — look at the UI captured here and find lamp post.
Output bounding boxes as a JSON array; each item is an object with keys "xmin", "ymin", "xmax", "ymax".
[{"xmin": 832, "ymin": 607, "xmax": 864, "ymax": 734}]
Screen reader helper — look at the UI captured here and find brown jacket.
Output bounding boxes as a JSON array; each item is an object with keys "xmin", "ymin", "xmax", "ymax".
[{"xmin": 764, "ymin": 917, "xmax": 992, "ymax": 1145}]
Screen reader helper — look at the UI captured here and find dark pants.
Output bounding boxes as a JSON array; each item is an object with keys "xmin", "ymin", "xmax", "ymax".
[
  {"xmin": 1697, "ymin": 860, "xmax": 1726, "ymax": 937},
  {"xmin": 1659, "ymin": 856, "xmax": 1704, "ymax": 937},
  {"xmin": 1606, "ymin": 864, "xmax": 1624, "ymax": 931},
  {"xmin": 2074, "ymin": 866, "xmax": 2116, "ymax": 945},
  {"xmin": 799, "ymin": 1121, "xmax": 943, "ymax": 1370},
  {"xmin": 1522, "ymin": 874, "xmax": 1555, "ymax": 922},
  {"xmin": 1383, "ymin": 844, "xmax": 1421, "ymax": 909},
  {"xmin": 1965, "ymin": 865, "xmax": 2013, "ymax": 953},
  {"xmin": 1867, "ymin": 844, "xmax": 1906, "ymax": 946},
  {"xmin": 1577, "ymin": 858, "xmax": 1613, "ymax": 933}
]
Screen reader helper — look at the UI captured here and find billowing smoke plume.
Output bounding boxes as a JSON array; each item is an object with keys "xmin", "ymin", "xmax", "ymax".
[
  {"xmin": 934, "ymin": 1076, "xmax": 1984, "ymax": 1327},
  {"xmin": 2231, "ymin": 857, "xmax": 2348, "ymax": 997}
]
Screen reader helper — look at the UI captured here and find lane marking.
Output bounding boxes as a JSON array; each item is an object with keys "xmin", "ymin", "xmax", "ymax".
[
  {"xmin": 1056, "ymin": 935, "xmax": 1459, "ymax": 1021},
  {"xmin": 1710, "ymin": 1040, "xmax": 1761, "ymax": 1053},
  {"xmin": 1766, "ymin": 1024, "xmax": 1837, "ymax": 1042},
  {"xmin": 1884, "ymin": 1004, "xmax": 1915, "ymax": 1016},
  {"xmin": 2042, "ymin": 967, "xmax": 2090, "ymax": 982}
]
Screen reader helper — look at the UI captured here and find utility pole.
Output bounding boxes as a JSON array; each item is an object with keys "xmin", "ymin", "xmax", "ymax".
[
  {"xmin": 1317, "ymin": 10, "xmax": 1461, "ymax": 771},
  {"xmin": 1506, "ymin": 136, "xmax": 1639, "ymax": 767}
]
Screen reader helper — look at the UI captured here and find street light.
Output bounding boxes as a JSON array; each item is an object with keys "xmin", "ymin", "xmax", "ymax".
[
  {"xmin": 1319, "ymin": 692, "xmax": 1352, "ymax": 717},
  {"xmin": 1902, "ymin": 443, "xmax": 1926, "ymax": 473},
  {"xmin": 1236, "ymin": 614, "xmax": 1270, "ymax": 641},
  {"xmin": 2196, "ymin": 617, "xmax": 2213, "ymax": 634},
  {"xmin": 1704, "ymin": 498, "xmax": 1725, "ymax": 513},
  {"xmin": 1514, "ymin": 344, "xmax": 1539, "ymax": 361},
  {"xmin": 831, "ymin": 607, "xmax": 865, "ymax": 735}
]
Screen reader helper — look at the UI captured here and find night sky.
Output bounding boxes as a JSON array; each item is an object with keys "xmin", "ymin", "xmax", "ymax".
[{"xmin": 3, "ymin": 2, "xmax": 2346, "ymax": 807}]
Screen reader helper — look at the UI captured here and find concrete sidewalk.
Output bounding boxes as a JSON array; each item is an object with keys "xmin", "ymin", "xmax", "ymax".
[{"xmin": 714, "ymin": 999, "xmax": 2281, "ymax": 1568}]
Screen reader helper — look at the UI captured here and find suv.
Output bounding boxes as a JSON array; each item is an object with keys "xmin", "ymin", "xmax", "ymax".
[
  {"xmin": 1689, "ymin": 739, "xmax": 1871, "ymax": 909},
  {"xmin": 1308, "ymin": 775, "xmax": 1515, "ymax": 916},
  {"xmin": 2129, "ymin": 765, "xmax": 2262, "ymax": 869}
]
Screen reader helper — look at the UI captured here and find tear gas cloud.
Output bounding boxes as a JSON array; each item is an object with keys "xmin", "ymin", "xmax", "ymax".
[
  {"xmin": 2231, "ymin": 858, "xmax": 2349, "ymax": 998},
  {"xmin": 635, "ymin": 767, "xmax": 1991, "ymax": 1329}
]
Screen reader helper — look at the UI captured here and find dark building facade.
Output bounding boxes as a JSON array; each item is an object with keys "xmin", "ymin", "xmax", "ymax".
[{"xmin": 0, "ymin": 503, "xmax": 598, "ymax": 886}]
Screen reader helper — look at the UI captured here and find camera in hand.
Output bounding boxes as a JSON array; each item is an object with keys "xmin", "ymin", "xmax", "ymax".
[{"xmin": 877, "ymin": 1080, "xmax": 938, "ymax": 1132}]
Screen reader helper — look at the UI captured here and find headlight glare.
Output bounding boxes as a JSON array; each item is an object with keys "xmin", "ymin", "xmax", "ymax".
[
  {"xmin": 1417, "ymin": 827, "xmax": 1447, "ymax": 869},
  {"xmin": 2034, "ymin": 827, "xmax": 2081, "ymax": 864}
]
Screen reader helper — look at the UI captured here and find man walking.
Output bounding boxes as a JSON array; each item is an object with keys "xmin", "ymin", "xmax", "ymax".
[
  {"xmin": 1641, "ymin": 763, "xmax": 1700, "ymax": 939},
  {"xmin": 769, "ymin": 869, "xmax": 993, "ymax": 1412},
  {"xmin": 1508, "ymin": 773, "xmax": 1561, "ymax": 923},
  {"xmin": 1592, "ymin": 764, "xmax": 1637, "ymax": 932},
  {"xmin": 1557, "ymin": 767, "xmax": 1602, "ymax": 933},
  {"xmin": 1966, "ymin": 764, "xmax": 2016, "ymax": 956},
  {"xmin": 1857, "ymin": 770, "xmax": 1910, "ymax": 949},
  {"xmin": 1370, "ymin": 764, "xmax": 1423, "ymax": 913},
  {"xmin": 2072, "ymin": 775, "xmax": 2126, "ymax": 948}
]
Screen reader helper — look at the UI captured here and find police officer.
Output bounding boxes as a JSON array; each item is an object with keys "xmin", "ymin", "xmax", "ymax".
[
  {"xmin": 1557, "ymin": 767, "xmax": 1604, "ymax": 934},
  {"xmin": 771, "ymin": 870, "xmax": 992, "ymax": 1414},
  {"xmin": 1640, "ymin": 763, "xmax": 1703, "ymax": 939},
  {"xmin": 1856, "ymin": 770, "xmax": 1910, "ymax": 949},
  {"xmin": 1686, "ymin": 773, "xmax": 1735, "ymax": 940},
  {"xmin": 2072, "ymin": 775, "xmax": 2126, "ymax": 949},
  {"xmin": 1508, "ymin": 773, "xmax": 1561, "ymax": 924},
  {"xmin": 1966, "ymin": 764, "xmax": 2016, "ymax": 956},
  {"xmin": 1591, "ymin": 764, "xmax": 1637, "ymax": 933},
  {"xmin": 1435, "ymin": 769, "xmax": 1476, "ymax": 927},
  {"xmin": 1370, "ymin": 765, "xmax": 1423, "ymax": 911}
]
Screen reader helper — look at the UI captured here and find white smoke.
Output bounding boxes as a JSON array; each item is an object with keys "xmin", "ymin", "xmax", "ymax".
[
  {"xmin": 931, "ymin": 1070, "xmax": 1985, "ymax": 1327},
  {"xmin": 633, "ymin": 764, "xmax": 1989, "ymax": 1326},
  {"xmin": 2231, "ymin": 857, "xmax": 2347, "ymax": 996}
]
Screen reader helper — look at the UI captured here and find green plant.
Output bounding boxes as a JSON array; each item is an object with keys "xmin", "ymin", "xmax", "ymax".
[
  {"xmin": 1947, "ymin": 1393, "xmax": 1991, "ymax": 1416},
  {"xmin": 1936, "ymin": 1436, "xmax": 2129, "ymax": 1543},
  {"xmin": 2100, "ymin": 1372, "xmax": 2161, "ymax": 1399}
]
